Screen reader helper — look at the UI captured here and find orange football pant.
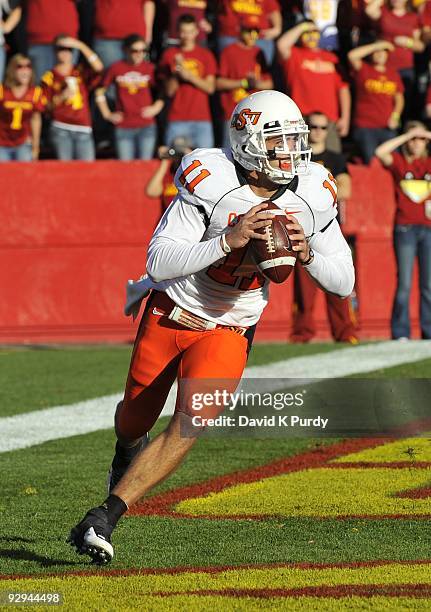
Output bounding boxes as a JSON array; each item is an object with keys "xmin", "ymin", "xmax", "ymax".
[{"xmin": 117, "ymin": 291, "xmax": 249, "ymax": 440}]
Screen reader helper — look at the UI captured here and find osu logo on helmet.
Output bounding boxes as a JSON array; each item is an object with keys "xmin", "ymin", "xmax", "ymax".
[{"xmin": 231, "ymin": 108, "xmax": 262, "ymax": 130}]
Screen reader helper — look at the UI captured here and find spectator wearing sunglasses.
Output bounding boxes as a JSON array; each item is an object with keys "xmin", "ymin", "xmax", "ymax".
[
  {"xmin": 291, "ymin": 111, "xmax": 358, "ymax": 344},
  {"xmin": 26, "ymin": 0, "xmax": 80, "ymax": 82},
  {"xmin": 348, "ymin": 39, "xmax": 404, "ymax": 164},
  {"xmin": 0, "ymin": 0, "xmax": 21, "ymax": 83},
  {"xmin": 41, "ymin": 36, "xmax": 103, "ymax": 161},
  {"xmin": 93, "ymin": 0, "xmax": 155, "ymax": 71},
  {"xmin": 277, "ymin": 21, "xmax": 351, "ymax": 153},
  {"xmin": 375, "ymin": 122, "xmax": 431, "ymax": 340},
  {"xmin": 0, "ymin": 53, "xmax": 46, "ymax": 161},
  {"xmin": 95, "ymin": 34, "xmax": 163, "ymax": 160}
]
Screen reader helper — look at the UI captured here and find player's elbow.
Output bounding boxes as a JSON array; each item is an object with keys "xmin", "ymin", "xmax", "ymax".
[
  {"xmin": 338, "ymin": 263, "xmax": 355, "ymax": 298},
  {"xmin": 146, "ymin": 248, "xmax": 166, "ymax": 283}
]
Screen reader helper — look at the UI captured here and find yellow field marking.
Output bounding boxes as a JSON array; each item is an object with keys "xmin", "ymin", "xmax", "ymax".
[
  {"xmin": 2, "ymin": 564, "xmax": 430, "ymax": 611},
  {"xmin": 175, "ymin": 467, "xmax": 431, "ymax": 517},
  {"xmin": 331, "ymin": 436, "xmax": 431, "ymax": 463}
]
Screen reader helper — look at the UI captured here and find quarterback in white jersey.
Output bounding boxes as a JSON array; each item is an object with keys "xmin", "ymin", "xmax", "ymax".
[
  {"xmin": 147, "ymin": 146, "xmax": 352, "ymax": 327},
  {"xmin": 69, "ymin": 91, "xmax": 355, "ymax": 565}
]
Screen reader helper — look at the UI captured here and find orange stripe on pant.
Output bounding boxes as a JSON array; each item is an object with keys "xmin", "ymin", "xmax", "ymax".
[{"xmin": 117, "ymin": 291, "xmax": 249, "ymax": 440}]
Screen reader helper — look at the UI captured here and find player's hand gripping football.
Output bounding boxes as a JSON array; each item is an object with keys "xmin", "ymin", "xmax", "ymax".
[
  {"xmin": 224, "ymin": 203, "xmax": 275, "ymax": 250},
  {"xmin": 285, "ymin": 215, "xmax": 311, "ymax": 263}
]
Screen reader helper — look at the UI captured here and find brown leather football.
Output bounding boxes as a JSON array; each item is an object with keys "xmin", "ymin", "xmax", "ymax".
[{"xmin": 249, "ymin": 201, "xmax": 297, "ymax": 284}]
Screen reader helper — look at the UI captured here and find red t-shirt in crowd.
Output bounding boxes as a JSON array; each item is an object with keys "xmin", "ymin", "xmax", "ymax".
[
  {"xmin": 388, "ymin": 152, "xmax": 431, "ymax": 226},
  {"xmin": 218, "ymin": 0, "xmax": 280, "ymax": 37},
  {"xmin": 102, "ymin": 60, "xmax": 156, "ymax": 128},
  {"xmin": 158, "ymin": 45, "xmax": 217, "ymax": 121},
  {"xmin": 94, "ymin": 0, "xmax": 151, "ymax": 39},
  {"xmin": 218, "ymin": 42, "xmax": 270, "ymax": 119},
  {"xmin": 378, "ymin": 7, "xmax": 420, "ymax": 72},
  {"xmin": 26, "ymin": 0, "xmax": 79, "ymax": 45},
  {"xmin": 421, "ymin": 0, "xmax": 431, "ymax": 27},
  {"xmin": 0, "ymin": 85, "xmax": 46, "ymax": 146},
  {"xmin": 282, "ymin": 46, "xmax": 347, "ymax": 122},
  {"xmin": 353, "ymin": 63, "xmax": 404, "ymax": 129},
  {"xmin": 41, "ymin": 65, "xmax": 101, "ymax": 128},
  {"xmin": 166, "ymin": 0, "xmax": 208, "ymax": 43}
]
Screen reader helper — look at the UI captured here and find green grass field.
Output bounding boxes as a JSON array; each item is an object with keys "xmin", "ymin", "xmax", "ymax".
[{"xmin": 1, "ymin": 343, "xmax": 430, "ymax": 610}]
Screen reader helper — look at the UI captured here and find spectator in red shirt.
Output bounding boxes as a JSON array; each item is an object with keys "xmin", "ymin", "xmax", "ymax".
[
  {"xmin": 277, "ymin": 20, "xmax": 351, "ymax": 152},
  {"xmin": 93, "ymin": 0, "xmax": 155, "ymax": 70},
  {"xmin": 161, "ymin": 0, "xmax": 212, "ymax": 47},
  {"xmin": 95, "ymin": 34, "xmax": 163, "ymax": 160},
  {"xmin": 0, "ymin": 53, "xmax": 46, "ymax": 161},
  {"xmin": 216, "ymin": 17, "xmax": 273, "ymax": 147},
  {"xmin": 41, "ymin": 36, "xmax": 103, "ymax": 161},
  {"xmin": 348, "ymin": 39, "xmax": 404, "ymax": 162},
  {"xmin": 0, "ymin": 0, "xmax": 21, "ymax": 83},
  {"xmin": 217, "ymin": 0, "xmax": 282, "ymax": 66},
  {"xmin": 375, "ymin": 121, "xmax": 431, "ymax": 339},
  {"xmin": 26, "ymin": 0, "xmax": 80, "ymax": 82},
  {"xmin": 365, "ymin": 0, "xmax": 424, "ymax": 118},
  {"xmin": 158, "ymin": 13, "xmax": 217, "ymax": 148}
]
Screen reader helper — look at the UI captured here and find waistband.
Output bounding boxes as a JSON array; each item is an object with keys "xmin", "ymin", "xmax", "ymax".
[{"xmin": 150, "ymin": 291, "xmax": 248, "ymax": 336}]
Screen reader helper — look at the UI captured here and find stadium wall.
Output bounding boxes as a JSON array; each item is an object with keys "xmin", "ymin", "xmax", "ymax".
[{"xmin": 1, "ymin": 160, "xmax": 419, "ymax": 344}]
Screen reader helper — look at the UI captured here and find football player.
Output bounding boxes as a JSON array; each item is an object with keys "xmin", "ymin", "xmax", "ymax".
[{"xmin": 68, "ymin": 90, "xmax": 355, "ymax": 564}]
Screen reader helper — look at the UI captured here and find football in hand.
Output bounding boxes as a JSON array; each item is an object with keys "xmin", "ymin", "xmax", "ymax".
[{"xmin": 249, "ymin": 201, "xmax": 297, "ymax": 284}]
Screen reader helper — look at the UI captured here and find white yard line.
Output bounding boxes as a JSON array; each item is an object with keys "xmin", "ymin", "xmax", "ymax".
[{"xmin": 1, "ymin": 340, "xmax": 430, "ymax": 453}]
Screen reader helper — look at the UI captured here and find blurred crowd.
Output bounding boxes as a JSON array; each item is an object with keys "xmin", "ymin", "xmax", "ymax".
[{"xmin": 2, "ymin": 0, "xmax": 431, "ymax": 162}]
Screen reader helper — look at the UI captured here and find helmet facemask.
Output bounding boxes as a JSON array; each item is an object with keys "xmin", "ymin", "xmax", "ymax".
[{"xmin": 236, "ymin": 118, "xmax": 311, "ymax": 185}]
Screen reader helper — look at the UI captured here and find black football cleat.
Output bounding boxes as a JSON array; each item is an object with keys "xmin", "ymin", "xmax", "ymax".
[
  {"xmin": 68, "ymin": 506, "xmax": 114, "ymax": 565},
  {"xmin": 107, "ymin": 434, "xmax": 150, "ymax": 494}
]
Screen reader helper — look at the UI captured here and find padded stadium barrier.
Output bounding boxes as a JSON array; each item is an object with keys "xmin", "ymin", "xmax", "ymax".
[{"xmin": 0, "ymin": 159, "xmax": 420, "ymax": 344}]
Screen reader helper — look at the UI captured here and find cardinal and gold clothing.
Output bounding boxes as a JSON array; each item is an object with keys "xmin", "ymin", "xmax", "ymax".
[
  {"xmin": 158, "ymin": 45, "xmax": 217, "ymax": 122},
  {"xmin": 41, "ymin": 65, "xmax": 101, "ymax": 130},
  {"xmin": 388, "ymin": 152, "xmax": 431, "ymax": 226},
  {"xmin": 281, "ymin": 46, "xmax": 348, "ymax": 122},
  {"xmin": 94, "ymin": 0, "xmax": 153, "ymax": 40},
  {"xmin": 353, "ymin": 63, "xmax": 404, "ymax": 129},
  {"xmin": 102, "ymin": 60, "xmax": 156, "ymax": 128},
  {"xmin": 0, "ymin": 85, "xmax": 46, "ymax": 147},
  {"xmin": 218, "ymin": 0, "xmax": 280, "ymax": 37},
  {"xmin": 218, "ymin": 42, "xmax": 270, "ymax": 120}
]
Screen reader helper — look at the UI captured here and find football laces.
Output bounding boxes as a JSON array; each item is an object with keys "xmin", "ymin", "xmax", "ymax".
[{"xmin": 265, "ymin": 226, "xmax": 276, "ymax": 254}]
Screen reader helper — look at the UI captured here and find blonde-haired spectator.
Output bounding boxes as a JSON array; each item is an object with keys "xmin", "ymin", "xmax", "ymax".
[
  {"xmin": 0, "ymin": 54, "xmax": 46, "ymax": 161},
  {"xmin": 375, "ymin": 121, "xmax": 431, "ymax": 340}
]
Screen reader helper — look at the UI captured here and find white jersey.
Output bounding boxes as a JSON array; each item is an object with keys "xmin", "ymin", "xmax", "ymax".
[{"xmin": 145, "ymin": 148, "xmax": 354, "ymax": 327}]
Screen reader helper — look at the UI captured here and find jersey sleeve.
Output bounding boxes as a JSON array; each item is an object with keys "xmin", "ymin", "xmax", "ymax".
[
  {"xmin": 146, "ymin": 152, "xmax": 226, "ymax": 283},
  {"xmin": 306, "ymin": 218, "xmax": 355, "ymax": 298},
  {"xmin": 307, "ymin": 162, "xmax": 339, "ymax": 234},
  {"xmin": 33, "ymin": 86, "xmax": 47, "ymax": 112}
]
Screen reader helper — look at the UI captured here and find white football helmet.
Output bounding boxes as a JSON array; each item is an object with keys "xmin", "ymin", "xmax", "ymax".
[{"xmin": 229, "ymin": 90, "xmax": 311, "ymax": 184}]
